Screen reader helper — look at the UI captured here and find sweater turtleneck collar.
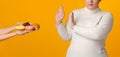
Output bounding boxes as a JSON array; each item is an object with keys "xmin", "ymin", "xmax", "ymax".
[{"xmin": 84, "ymin": 7, "xmax": 101, "ymax": 14}]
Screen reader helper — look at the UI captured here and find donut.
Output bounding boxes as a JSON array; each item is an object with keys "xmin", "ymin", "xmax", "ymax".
[
  {"xmin": 32, "ymin": 24, "xmax": 40, "ymax": 30},
  {"xmin": 16, "ymin": 25, "xmax": 25, "ymax": 30},
  {"xmin": 16, "ymin": 22, "xmax": 40, "ymax": 32}
]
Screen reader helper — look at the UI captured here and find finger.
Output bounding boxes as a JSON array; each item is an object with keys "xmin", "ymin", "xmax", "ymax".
[
  {"xmin": 59, "ymin": 5, "xmax": 63, "ymax": 10},
  {"xmin": 71, "ymin": 12, "xmax": 74, "ymax": 22},
  {"xmin": 59, "ymin": 5, "xmax": 64, "ymax": 13},
  {"xmin": 56, "ymin": 6, "xmax": 60, "ymax": 15}
]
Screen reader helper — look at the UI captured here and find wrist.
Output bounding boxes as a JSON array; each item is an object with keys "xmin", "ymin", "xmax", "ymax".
[
  {"xmin": 13, "ymin": 32, "xmax": 21, "ymax": 36},
  {"xmin": 11, "ymin": 26, "xmax": 16, "ymax": 30},
  {"xmin": 56, "ymin": 21, "xmax": 62, "ymax": 26}
]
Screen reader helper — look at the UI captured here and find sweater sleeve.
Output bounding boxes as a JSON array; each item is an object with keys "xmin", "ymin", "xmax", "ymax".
[
  {"xmin": 72, "ymin": 12, "xmax": 113, "ymax": 41},
  {"xmin": 56, "ymin": 13, "xmax": 72, "ymax": 41}
]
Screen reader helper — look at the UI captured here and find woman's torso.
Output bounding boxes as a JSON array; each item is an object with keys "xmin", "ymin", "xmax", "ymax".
[{"xmin": 66, "ymin": 8, "xmax": 108, "ymax": 57}]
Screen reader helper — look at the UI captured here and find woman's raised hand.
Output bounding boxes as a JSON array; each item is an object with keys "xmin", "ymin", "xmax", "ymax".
[{"xmin": 56, "ymin": 5, "xmax": 65, "ymax": 26}]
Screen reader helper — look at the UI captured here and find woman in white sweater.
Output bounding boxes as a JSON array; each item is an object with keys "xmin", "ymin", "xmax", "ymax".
[{"xmin": 56, "ymin": 0, "xmax": 113, "ymax": 57}]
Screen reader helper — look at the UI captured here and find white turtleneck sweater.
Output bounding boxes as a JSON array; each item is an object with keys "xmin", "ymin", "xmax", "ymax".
[{"xmin": 56, "ymin": 7, "xmax": 113, "ymax": 57}]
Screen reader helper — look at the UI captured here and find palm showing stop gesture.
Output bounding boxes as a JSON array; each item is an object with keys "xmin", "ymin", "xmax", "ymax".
[
  {"xmin": 56, "ymin": 5, "xmax": 75, "ymax": 29},
  {"xmin": 56, "ymin": 5, "xmax": 65, "ymax": 26}
]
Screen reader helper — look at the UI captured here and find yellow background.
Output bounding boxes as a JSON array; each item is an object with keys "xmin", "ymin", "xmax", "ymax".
[{"xmin": 0, "ymin": 0, "xmax": 119, "ymax": 57}]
